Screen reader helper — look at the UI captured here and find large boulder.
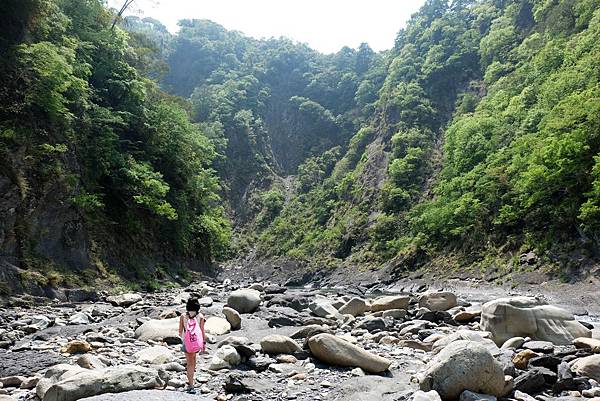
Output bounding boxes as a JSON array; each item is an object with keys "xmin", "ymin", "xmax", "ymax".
[
  {"xmin": 308, "ymin": 333, "xmax": 392, "ymax": 373},
  {"xmin": 260, "ymin": 335, "xmax": 302, "ymax": 355},
  {"xmin": 134, "ymin": 346, "xmax": 174, "ymax": 365},
  {"xmin": 573, "ymin": 337, "xmax": 600, "ymax": 353},
  {"xmin": 309, "ymin": 299, "xmax": 342, "ymax": 319},
  {"xmin": 37, "ymin": 364, "xmax": 162, "ymax": 401},
  {"xmin": 209, "ymin": 345, "xmax": 241, "ymax": 371},
  {"xmin": 78, "ymin": 389, "xmax": 210, "ymax": 400},
  {"xmin": 419, "ymin": 340, "xmax": 505, "ymax": 400},
  {"xmin": 371, "ymin": 295, "xmax": 410, "ymax": 312},
  {"xmin": 480, "ymin": 297, "xmax": 591, "ymax": 345},
  {"xmin": 205, "ymin": 316, "xmax": 231, "ymax": 336},
  {"xmin": 432, "ymin": 330, "xmax": 500, "ymax": 356},
  {"xmin": 106, "ymin": 293, "xmax": 142, "ymax": 307},
  {"xmin": 222, "ymin": 307, "xmax": 241, "ymax": 330},
  {"xmin": 134, "ymin": 318, "xmax": 179, "ymax": 343},
  {"xmin": 226, "ymin": 289, "xmax": 261, "ymax": 314},
  {"xmin": 419, "ymin": 292, "xmax": 457, "ymax": 312},
  {"xmin": 570, "ymin": 355, "xmax": 600, "ymax": 381},
  {"xmin": 338, "ymin": 297, "xmax": 368, "ymax": 317}
]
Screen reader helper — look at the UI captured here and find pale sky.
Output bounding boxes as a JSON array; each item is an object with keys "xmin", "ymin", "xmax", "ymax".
[{"xmin": 107, "ymin": 0, "xmax": 426, "ymax": 54}]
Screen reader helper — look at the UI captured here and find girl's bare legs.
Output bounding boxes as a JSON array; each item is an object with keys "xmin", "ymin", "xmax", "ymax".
[{"xmin": 185, "ymin": 352, "xmax": 196, "ymax": 387}]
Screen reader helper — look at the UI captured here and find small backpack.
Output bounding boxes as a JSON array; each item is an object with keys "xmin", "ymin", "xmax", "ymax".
[{"xmin": 184, "ymin": 315, "xmax": 204, "ymax": 353}]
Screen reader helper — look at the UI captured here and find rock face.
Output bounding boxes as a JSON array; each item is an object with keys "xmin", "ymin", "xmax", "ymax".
[
  {"xmin": 308, "ymin": 333, "xmax": 392, "ymax": 373},
  {"xmin": 570, "ymin": 355, "xmax": 600, "ymax": 381},
  {"xmin": 370, "ymin": 295, "xmax": 410, "ymax": 312},
  {"xmin": 226, "ymin": 289, "xmax": 261, "ymax": 313},
  {"xmin": 60, "ymin": 340, "xmax": 92, "ymax": 354},
  {"xmin": 419, "ymin": 292, "xmax": 457, "ymax": 312},
  {"xmin": 106, "ymin": 293, "xmax": 142, "ymax": 307},
  {"xmin": 419, "ymin": 340, "xmax": 505, "ymax": 400},
  {"xmin": 37, "ymin": 364, "xmax": 162, "ymax": 401},
  {"xmin": 222, "ymin": 307, "xmax": 241, "ymax": 330},
  {"xmin": 260, "ymin": 335, "xmax": 301, "ymax": 355},
  {"xmin": 134, "ymin": 318, "xmax": 179, "ymax": 343},
  {"xmin": 480, "ymin": 297, "xmax": 591, "ymax": 345}
]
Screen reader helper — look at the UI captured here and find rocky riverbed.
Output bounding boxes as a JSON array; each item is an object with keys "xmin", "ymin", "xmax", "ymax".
[{"xmin": 0, "ymin": 281, "xmax": 599, "ymax": 401}]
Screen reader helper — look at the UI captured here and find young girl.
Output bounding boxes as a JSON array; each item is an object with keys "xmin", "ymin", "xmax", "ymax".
[{"xmin": 179, "ymin": 298, "xmax": 205, "ymax": 394}]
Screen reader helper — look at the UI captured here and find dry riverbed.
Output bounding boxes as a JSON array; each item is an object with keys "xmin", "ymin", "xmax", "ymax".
[{"xmin": 0, "ymin": 280, "xmax": 599, "ymax": 401}]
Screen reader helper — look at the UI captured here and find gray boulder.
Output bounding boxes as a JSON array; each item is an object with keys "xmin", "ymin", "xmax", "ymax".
[
  {"xmin": 134, "ymin": 318, "xmax": 179, "ymax": 343},
  {"xmin": 222, "ymin": 307, "xmax": 241, "ymax": 330},
  {"xmin": 570, "ymin": 354, "xmax": 600, "ymax": 381},
  {"xmin": 106, "ymin": 293, "xmax": 142, "ymax": 307},
  {"xmin": 339, "ymin": 298, "xmax": 368, "ymax": 317},
  {"xmin": 260, "ymin": 335, "xmax": 302, "ymax": 355},
  {"xmin": 308, "ymin": 333, "xmax": 391, "ymax": 373},
  {"xmin": 226, "ymin": 289, "xmax": 261, "ymax": 314},
  {"xmin": 419, "ymin": 340, "xmax": 505, "ymax": 400},
  {"xmin": 371, "ymin": 295, "xmax": 410, "ymax": 312},
  {"xmin": 37, "ymin": 364, "xmax": 162, "ymax": 401},
  {"xmin": 480, "ymin": 297, "xmax": 591, "ymax": 345},
  {"xmin": 419, "ymin": 292, "xmax": 457, "ymax": 312}
]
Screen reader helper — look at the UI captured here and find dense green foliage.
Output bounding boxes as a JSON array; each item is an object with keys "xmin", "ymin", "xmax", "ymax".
[
  {"xmin": 239, "ymin": 0, "xmax": 600, "ymax": 272},
  {"xmin": 0, "ymin": 0, "xmax": 230, "ymax": 282}
]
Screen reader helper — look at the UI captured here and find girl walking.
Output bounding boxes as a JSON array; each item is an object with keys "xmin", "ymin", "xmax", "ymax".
[{"xmin": 179, "ymin": 298, "xmax": 205, "ymax": 393}]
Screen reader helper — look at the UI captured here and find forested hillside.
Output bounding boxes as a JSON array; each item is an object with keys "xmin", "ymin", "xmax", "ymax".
[
  {"xmin": 1, "ymin": 0, "xmax": 599, "ymax": 295},
  {"xmin": 154, "ymin": 0, "xmax": 600, "ymax": 280},
  {"xmin": 0, "ymin": 0, "xmax": 230, "ymax": 294}
]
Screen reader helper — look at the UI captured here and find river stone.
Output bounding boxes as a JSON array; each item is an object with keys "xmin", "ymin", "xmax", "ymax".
[
  {"xmin": 413, "ymin": 390, "xmax": 443, "ymax": 401},
  {"xmin": 573, "ymin": 337, "xmax": 600, "ymax": 353},
  {"xmin": 226, "ymin": 289, "xmax": 261, "ymax": 314},
  {"xmin": 222, "ymin": 307, "xmax": 241, "ymax": 330},
  {"xmin": 432, "ymin": 330, "xmax": 500, "ymax": 356},
  {"xmin": 420, "ymin": 340, "xmax": 505, "ymax": 400},
  {"xmin": 31, "ymin": 315, "xmax": 52, "ymax": 330},
  {"xmin": 419, "ymin": 292, "xmax": 458, "ymax": 312},
  {"xmin": 309, "ymin": 299, "xmax": 342, "ymax": 319},
  {"xmin": 453, "ymin": 310, "xmax": 481, "ymax": 323},
  {"xmin": 501, "ymin": 337, "xmax": 526, "ymax": 349},
  {"xmin": 69, "ymin": 312, "xmax": 91, "ymax": 325},
  {"xmin": 106, "ymin": 293, "xmax": 142, "ymax": 307},
  {"xmin": 37, "ymin": 364, "xmax": 162, "ymax": 401},
  {"xmin": 134, "ymin": 346, "xmax": 174, "ymax": 365},
  {"xmin": 308, "ymin": 333, "xmax": 392, "ymax": 373},
  {"xmin": 459, "ymin": 390, "xmax": 497, "ymax": 401},
  {"xmin": 76, "ymin": 355, "xmax": 106, "ymax": 370},
  {"xmin": 480, "ymin": 297, "xmax": 591, "ymax": 345},
  {"xmin": 371, "ymin": 295, "xmax": 410, "ymax": 312},
  {"xmin": 134, "ymin": 318, "xmax": 179, "ymax": 343},
  {"xmin": 205, "ymin": 316, "xmax": 231, "ymax": 335},
  {"xmin": 513, "ymin": 349, "xmax": 539, "ymax": 370},
  {"xmin": 209, "ymin": 345, "xmax": 241, "ymax": 370},
  {"xmin": 570, "ymin": 355, "xmax": 600, "ymax": 381},
  {"xmin": 60, "ymin": 340, "xmax": 92, "ymax": 354},
  {"xmin": 382, "ymin": 309, "xmax": 408, "ymax": 319},
  {"xmin": 339, "ymin": 298, "xmax": 368, "ymax": 317},
  {"xmin": 260, "ymin": 335, "xmax": 302, "ymax": 355},
  {"xmin": 80, "ymin": 389, "xmax": 211, "ymax": 400}
]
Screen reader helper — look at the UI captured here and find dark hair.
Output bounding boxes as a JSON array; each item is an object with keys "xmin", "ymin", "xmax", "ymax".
[{"xmin": 186, "ymin": 298, "xmax": 200, "ymax": 313}]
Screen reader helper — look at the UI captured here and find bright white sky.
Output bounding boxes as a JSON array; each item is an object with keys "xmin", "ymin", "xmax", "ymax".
[{"xmin": 107, "ymin": 0, "xmax": 426, "ymax": 54}]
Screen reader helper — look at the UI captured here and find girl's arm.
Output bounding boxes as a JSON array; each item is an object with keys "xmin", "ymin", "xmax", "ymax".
[
  {"xmin": 178, "ymin": 315, "xmax": 184, "ymax": 338},
  {"xmin": 199, "ymin": 313, "xmax": 205, "ymax": 334}
]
